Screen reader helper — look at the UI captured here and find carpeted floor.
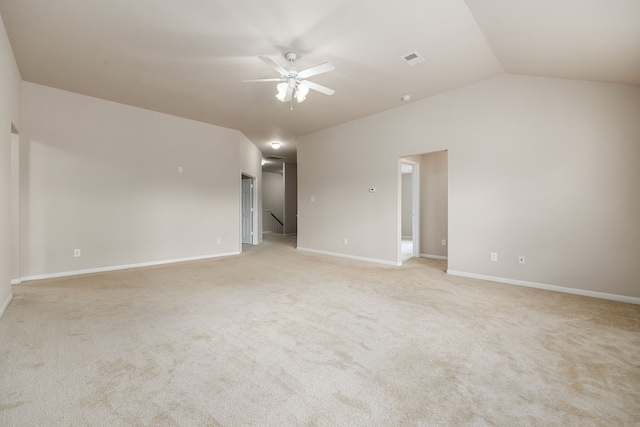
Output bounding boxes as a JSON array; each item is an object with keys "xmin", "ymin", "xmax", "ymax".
[{"xmin": 1, "ymin": 234, "xmax": 639, "ymax": 426}]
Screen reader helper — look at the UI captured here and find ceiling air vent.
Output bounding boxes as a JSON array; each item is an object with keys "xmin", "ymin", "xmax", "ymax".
[
  {"xmin": 265, "ymin": 155, "xmax": 285, "ymax": 160},
  {"xmin": 401, "ymin": 51, "xmax": 425, "ymax": 66}
]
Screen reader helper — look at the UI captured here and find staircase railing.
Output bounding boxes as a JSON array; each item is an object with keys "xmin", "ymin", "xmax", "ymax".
[
  {"xmin": 271, "ymin": 212, "xmax": 283, "ymax": 227},
  {"xmin": 262, "ymin": 209, "xmax": 284, "ymax": 234}
]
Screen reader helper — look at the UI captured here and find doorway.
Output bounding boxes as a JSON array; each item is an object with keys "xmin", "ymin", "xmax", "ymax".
[
  {"xmin": 400, "ymin": 159, "xmax": 420, "ymax": 262},
  {"xmin": 399, "ymin": 151, "xmax": 449, "ymax": 265},
  {"xmin": 241, "ymin": 174, "xmax": 256, "ymax": 245}
]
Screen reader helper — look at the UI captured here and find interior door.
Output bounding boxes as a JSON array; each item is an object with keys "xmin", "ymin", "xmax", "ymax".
[{"xmin": 242, "ymin": 177, "xmax": 253, "ymax": 244}]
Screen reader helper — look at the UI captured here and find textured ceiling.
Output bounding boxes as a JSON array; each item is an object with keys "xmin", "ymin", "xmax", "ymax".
[{"xmin": 1, "ymin": 0, "xmax": 638, "ymax": 172}]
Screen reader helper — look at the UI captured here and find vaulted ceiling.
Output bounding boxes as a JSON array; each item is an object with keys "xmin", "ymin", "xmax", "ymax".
[{"xmin": 1, "ymin": 0, "xmax": 638, "ymax": 172}]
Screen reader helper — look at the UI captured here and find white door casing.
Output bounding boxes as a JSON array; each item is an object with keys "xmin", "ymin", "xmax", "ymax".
[{"xmin": 242, "ymin": 177, "xmax": 254, "ymax": 244}]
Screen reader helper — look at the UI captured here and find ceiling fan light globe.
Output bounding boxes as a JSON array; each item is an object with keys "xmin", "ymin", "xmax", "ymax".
[
  {"xmin": 298, "ymin": 84, "xmax": 310, "ymax": 96},
  {"xmin": 296, "ymin": 84, "xmax": 310, "ymax": 103},
  {"xmin": 276, "ymin": 82, "xmax": 288, "ymax": 102}
]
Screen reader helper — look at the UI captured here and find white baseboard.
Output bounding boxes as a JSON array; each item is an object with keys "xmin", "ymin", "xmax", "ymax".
[
  {"xmin": 297, "ymin": 247, "xmax": 402, "ymax": 267},
  {"xmin": 20, "ymin": 252, "xmax": 241, "ymax": 282},
  {"xmin": 447, "ymin": 270, "xmax": 640, "ymax": 305},
  {"xmin": 0, "ymin": 294, "xmax": 13, "ymax": 320},
  {"xmin": 11, "ymin": 279, "xmax": 22, "ymax": 285},
  {"xmin": 421, "ymin": 254, "xmax": 448, "ymax": 260}
]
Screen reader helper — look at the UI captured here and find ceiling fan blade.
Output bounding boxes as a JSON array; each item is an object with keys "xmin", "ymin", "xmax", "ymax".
[
  {"xmin": 300, "ymin": 80, "xmax": 335, "ymax": 96},
  {"xmin": 297, "ymin": 62, "xmax": 335, "ymax": 79},
  {"xmin": 242, "ymin": 78, "xmax": 284, "ymax": 83},
  {"xmin": 259, "ymin": 56, "xmax": 288, "ymax": 76}
]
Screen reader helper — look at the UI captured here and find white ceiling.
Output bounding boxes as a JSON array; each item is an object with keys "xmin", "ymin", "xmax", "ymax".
[{"xmin": 1, "ymin": 0, "xmax": 638, "ymax": 172}]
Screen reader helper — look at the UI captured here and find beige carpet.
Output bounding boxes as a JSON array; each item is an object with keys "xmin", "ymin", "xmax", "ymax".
[{"xmin": 1, "ymin": 234, "xmax": 639, "ymax": 426}]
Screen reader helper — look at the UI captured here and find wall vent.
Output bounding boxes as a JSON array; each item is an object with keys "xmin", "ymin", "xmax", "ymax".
[{"xmin": 401, "ymin": 51, "xmax": 425, "ymax": 66}]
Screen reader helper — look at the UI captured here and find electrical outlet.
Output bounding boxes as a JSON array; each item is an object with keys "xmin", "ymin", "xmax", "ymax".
[
  {"xmin": 344, "ymin": 238, "xmax": 348, "ymax": 245},
  {"xmin": 441, "ymin": 239, "xmax": 446, "ymax": 246},
  {"xmin": 519, "ymin": 255, "xmax": 525, "ymax": 264},
  {"xmin": 74, "ymin": 249, "xmax": 81, "ymax": 257},
  {"xmin": 490, "ymin": 252, "xmax": 498, "ymax": 262},
  {"xmin": 178, "ymin": 166, "xmax": 183, "ymax": 173}
]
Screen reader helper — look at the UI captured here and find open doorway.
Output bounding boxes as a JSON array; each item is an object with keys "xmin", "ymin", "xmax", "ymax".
[
  {"xmin": 241, "ymin": 173, "xmax": 257, "ymax": 246},
  {"xmin": 400, "ymin": 159, "xmax": 420, "ymax": 262},
  {"xmin": 399, "ymin": 151, "xmax": 448, "ymax": 264}
]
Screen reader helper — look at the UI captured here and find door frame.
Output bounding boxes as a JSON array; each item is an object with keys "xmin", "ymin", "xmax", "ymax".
[{"xmin": 241, "ymin": 173, "xmax": 258, "ymax": 246}]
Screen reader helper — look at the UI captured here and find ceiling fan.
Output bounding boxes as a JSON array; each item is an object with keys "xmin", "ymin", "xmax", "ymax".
[{"xmin": 243, "ymin": 52, "xmax": 335, "ymax": 104}]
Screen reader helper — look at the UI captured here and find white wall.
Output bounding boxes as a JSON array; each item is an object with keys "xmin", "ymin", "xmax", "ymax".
[
  {"xmin": 298, "ymin": 75, "xmax": 640, "ymax": 300},
  {"xmin": 20, "ymin": 82, "xmax": 261, "ymax": 279},
  {"xmin": 10, "ymin": 132, "xmax": 19, "ymax": 280},
  {"xmin": 283, "ymin": 163, "xmax": 297, "ymax": 236},
  {"xmin": 420, "ymin": 151, "xmax": 448, "ymax": 258},
  {"xmin": 263, "ymin": 171, "xmax": 284, "ymax": 224},
  {"xmin": 0, "ymin": 15, "xmax": 21, "ymax": 319}
]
